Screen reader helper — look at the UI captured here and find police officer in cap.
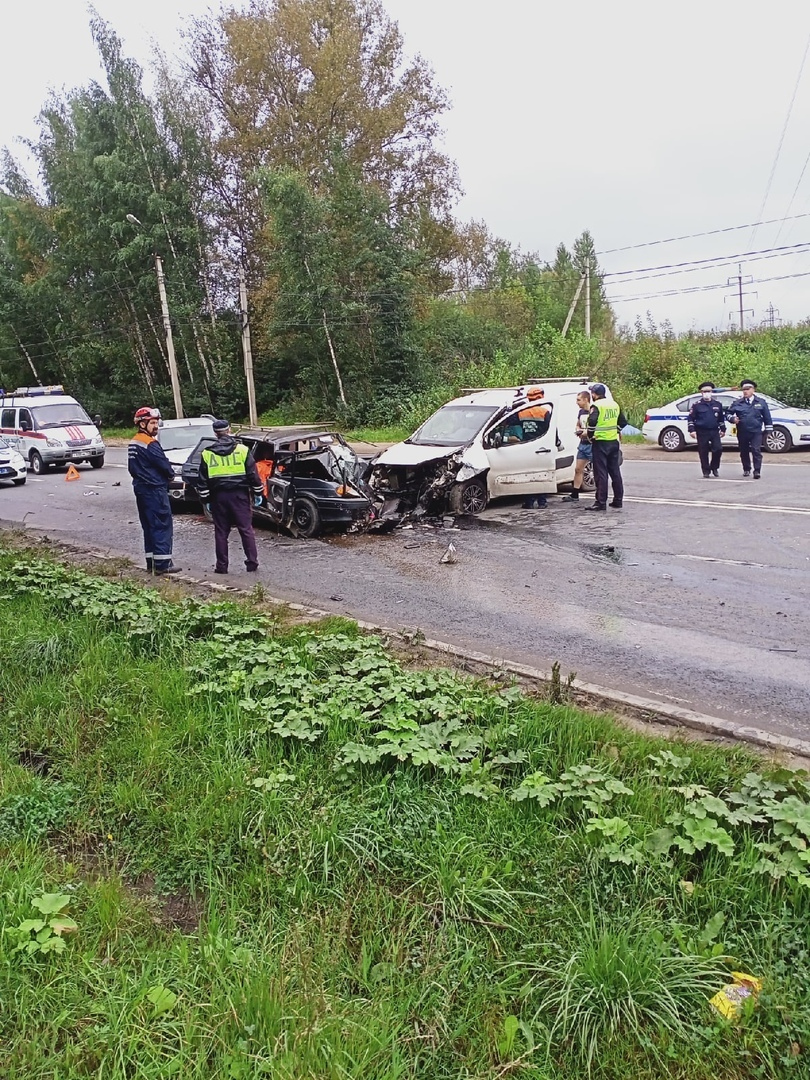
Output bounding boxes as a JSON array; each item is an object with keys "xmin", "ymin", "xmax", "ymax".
[
  {"xmin": 726, "ymin": 380, "xmax": 773, "ymax": 478},
  {"xmin": 128, "ymin": 407, "xmax": 180, "ymax": 574},
  {"xmin": 687, "ymin": 382, "xmax": 726, "ymax": 477},
  {"xmin": 197, "ymin": 419, "xmax": 264, "ymax": 574},
  {"xmin": 585, "ymin": 383, "xmax": 627, "ymax": 510}
]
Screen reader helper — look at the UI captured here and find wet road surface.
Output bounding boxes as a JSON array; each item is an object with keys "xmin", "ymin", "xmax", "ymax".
[{"xmin": 2, "ymin": 446, "xmax": 810, "ymax": 739}]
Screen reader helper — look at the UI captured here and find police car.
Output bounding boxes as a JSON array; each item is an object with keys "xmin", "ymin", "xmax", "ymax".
[
  {"xmin": 0, "ymin": 436, "xmax": 27, "ymax": 486},
  {"xmin": 642, "ymin": 389, "xmax": 810, "ymax": 453}
]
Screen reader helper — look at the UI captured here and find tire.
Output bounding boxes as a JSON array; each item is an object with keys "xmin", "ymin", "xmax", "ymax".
[
  {"xmin": 90, "ymin": 456, "xmax": 104, "ymax": 469},
  {"xmin": 659, "ymin": 426, "xmax": 685, "ymax": 452},
  {"xmin": 29, "ymin": 450, "xmax": 48, "ymax": 474},
  {"xmin": 292, "ymin": 496, "xmax": 321, "ymax": 538},
  {"xmin": 449, "ymin": 477, "xmax": 489, "ymax": 515},
  {"xmin": 581, "ymin": 460, "xmax": 595, "ymax": 493},
  {"xmin": 765, "ymin": 426, "xmax": 791, "ymax": 454},
  {"xmin": 13, "ymin": 478, "xmax": 26, "ymax": 486}
]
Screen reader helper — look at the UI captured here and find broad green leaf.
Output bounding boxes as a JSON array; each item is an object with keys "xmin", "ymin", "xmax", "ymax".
[
  {"xmin": 32, "ymin": 893, "xmax": 71, "ymax": 916},
  {"xmin": 147, "ymin": 985, "xmax": 178, "ymax": 1015}
]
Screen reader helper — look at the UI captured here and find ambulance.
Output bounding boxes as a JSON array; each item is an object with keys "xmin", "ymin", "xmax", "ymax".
[{"xmin": 0, "ymin": 386, "xmax": 106, "ymax": 473}]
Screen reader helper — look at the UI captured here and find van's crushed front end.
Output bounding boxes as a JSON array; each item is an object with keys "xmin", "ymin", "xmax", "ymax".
[{"xmin": 366, "ymin": 444, "xmax": 488, "ymax": 525}]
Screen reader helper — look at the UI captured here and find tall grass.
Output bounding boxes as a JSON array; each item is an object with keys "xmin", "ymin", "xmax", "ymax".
[{"xmin": 1, "ymin": 551, "xmax": 809, "ymax": 1077}]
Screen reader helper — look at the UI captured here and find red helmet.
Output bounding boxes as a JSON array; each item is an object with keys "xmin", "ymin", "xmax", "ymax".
[{"xmin": 134, "ymin": 407, "xmax": 161, "ymax": 425}]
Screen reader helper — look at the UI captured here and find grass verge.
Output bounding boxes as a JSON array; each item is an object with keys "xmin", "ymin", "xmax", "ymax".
[{"xmin": 1, "ymin": 546, "xmax": 809, "ymax": 1078}]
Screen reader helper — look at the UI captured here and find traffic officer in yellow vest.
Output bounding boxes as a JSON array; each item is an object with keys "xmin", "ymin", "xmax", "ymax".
[
  {"xmin": 585, "ymin": 384, "xmax": 628, "ymax": 511},
  {"xmin": 197, "ymin": 419, "xmax": 264, "ymax": 574}
]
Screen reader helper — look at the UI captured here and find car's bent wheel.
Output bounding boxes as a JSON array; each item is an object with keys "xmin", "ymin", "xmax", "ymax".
[
  {"xmin": 450, "ymin": 478, "xmax": 489, "ymax": 515},
  {"xmin": 13, "ymin": 478, "xmax": 26, "ymax": 486},
  {"xmin": 581, "ymin": 460, "xmax": 595, "ymax": 493},
  {"xmin": 292, "ymin": 497, "xmax": 321, "ymax": 538},
  {"xmin": 765, "ymin": 426, "xmax": 791, "ymax": 454},
  {"xmin": 29, "ymin": 450, "xmax": 47, "ymax": 474},
  {"xmin": 90, "ymin": 456, "xmax": 104, "ymax": 469},
  {"xmin": 659, "ymin": 426, "xmax": 685, "ymax": 452}
]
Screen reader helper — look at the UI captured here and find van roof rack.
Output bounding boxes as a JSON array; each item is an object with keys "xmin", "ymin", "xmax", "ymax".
[{"xmin": 525, "ymin": 377, "xmax": 593, "ymax": 384}]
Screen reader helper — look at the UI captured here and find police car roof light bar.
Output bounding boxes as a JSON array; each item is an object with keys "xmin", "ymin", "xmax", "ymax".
[{"xmin": 11, "ymin": 385, "xmax": 66, "ymax": 397}]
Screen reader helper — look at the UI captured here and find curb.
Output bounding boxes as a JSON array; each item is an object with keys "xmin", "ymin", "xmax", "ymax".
[
  {"xmin": 170, "ymin": 567, "xmax": 810, "ymax": 760},
  {"xmin": 13, "ymin": 533, "xmax": 810, "ymax": 761}
]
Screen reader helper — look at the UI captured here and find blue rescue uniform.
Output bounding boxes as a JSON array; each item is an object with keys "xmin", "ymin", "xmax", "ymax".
[
  {"xmin": 128, "ymin": 432, "xmax": 176, "ymax": 572},
  {"xmin": 726, "ymin": 394, "xmax": 773, "ymax": 477}
]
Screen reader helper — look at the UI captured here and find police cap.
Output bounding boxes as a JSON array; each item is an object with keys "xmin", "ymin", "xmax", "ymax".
[
  {"xmin": 589, "ymin": 383, "xmax": 607, "ymax": 397},
  {"xmin": 212, "ymin": 418, "xmax": 231, "ymax": 433},
  {"xmin": 698, "ymin": 381, "xmax": 715, "ymax": 391},
  {"xmin": 740, "ymin": 379, "xmax": 757, "ymax": 390}
]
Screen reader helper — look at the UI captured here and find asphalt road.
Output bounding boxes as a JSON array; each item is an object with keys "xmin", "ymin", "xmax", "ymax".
[{"xmin": 3, "ymin": 445, "xmax": 810, "ymax": 740}]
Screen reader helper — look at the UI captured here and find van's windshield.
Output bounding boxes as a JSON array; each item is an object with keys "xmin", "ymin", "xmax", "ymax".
[
  {"xmin": 32, "ymin": 403, "xmax": 92, "ymax": 429},
  {"xmin": 408, "ymin": 405, "xmax": 500, "ymax": 447}
]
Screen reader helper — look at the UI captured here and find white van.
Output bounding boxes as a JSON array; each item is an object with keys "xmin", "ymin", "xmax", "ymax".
[
  {"xmin": 369, "ymin": 378, "xmax": 605, "ymax": 516},
  {"xmin": 0, "ymin": 386, "xmax": 106, "ymax": 473}
]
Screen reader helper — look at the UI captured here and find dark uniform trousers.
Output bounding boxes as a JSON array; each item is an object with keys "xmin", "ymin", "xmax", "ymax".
[
  {"xmin": 592, "ymin": 441, "xmax": 624, "ymax": 507},
  {"xmin": 738, "ymin": 429, "xmax": 763, "ymax": 474},
  {"xmin": 211, "ymin": 488, "xmax": 258, "ymax": 572},
  {"xmin": 696, "ymin": 429, "xmax": 723, "ymax": 474},
  {"xmin": 135, "ymin": 488, "xmax": 173, "ymax": 572}
]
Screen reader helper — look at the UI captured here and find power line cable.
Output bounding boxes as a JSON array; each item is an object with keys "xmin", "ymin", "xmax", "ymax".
[
  {"xmin": 596, "ymin": 213, "xmax": 810, "ymax": 254},
  {"xmin": 749, "ymin": 27, "xmax": 810, "ymax": 245}
]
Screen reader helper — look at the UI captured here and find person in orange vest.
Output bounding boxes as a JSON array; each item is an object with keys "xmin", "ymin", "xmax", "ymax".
[{"xmin": 516, "ymin": 387, "xmax": 553, "ymax": 509}]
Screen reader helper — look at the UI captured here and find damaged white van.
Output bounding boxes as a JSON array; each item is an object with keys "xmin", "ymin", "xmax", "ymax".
[
  {"xmin": 369, "ymin": 379, "xmax": 604, "ymax": 519},
  {"xmin": 0, "ymin": 385, "xmax": 105, "ymax": 473}
]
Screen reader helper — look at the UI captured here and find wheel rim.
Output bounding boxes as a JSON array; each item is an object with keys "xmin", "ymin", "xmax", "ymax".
[
  {"xmin": 582, "ymin": 462, "xmax": 595, "ymax": 491},
  {"xmin": 30, "ymin": 453, "xmax": 42, "ymax": 474},
  {"xmin": 294, "ymin": 503, "xmax": 315, "ymax": 529},
  {"xmin": 661, "ymin": 429, "xmax": 682, "ymax": 451},
  {"xmin": 767, "ymin": 429, "xmax": 788, "ymax": 452},
  {"xmin": 461, "ymin": 483, "xmax": 487, "ymax": 514}
]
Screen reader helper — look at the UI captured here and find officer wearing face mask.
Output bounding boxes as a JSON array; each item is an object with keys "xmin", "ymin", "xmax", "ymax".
[{"xmin": 687, "ymin": 382, "xmax": 726, "ymax": 478}]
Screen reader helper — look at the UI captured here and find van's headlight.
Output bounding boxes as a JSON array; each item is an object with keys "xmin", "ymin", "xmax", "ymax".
[
  {"xmin": 93, "ymin": 435, "xmax": 104, "ymax": 445},
  {"xmin": 45, "ymin": 438, "xmax": 63, "ymax": 448}
]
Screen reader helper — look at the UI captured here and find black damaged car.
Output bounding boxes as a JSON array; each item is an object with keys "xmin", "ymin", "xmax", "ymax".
[{"xmin": 181, "ymin": 427, "xmax": 375, "ymax": 537}]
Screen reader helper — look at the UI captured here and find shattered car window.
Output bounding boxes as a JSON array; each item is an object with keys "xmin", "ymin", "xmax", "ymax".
[{"xmin": 409, "ymin": 405, "xmax": 500, "ymax": 447}]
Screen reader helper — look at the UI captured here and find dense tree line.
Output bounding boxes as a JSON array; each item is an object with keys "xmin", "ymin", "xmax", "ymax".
[{"xmin": 0, "ymin": 0, "xmax": 608, "ymax": 422}]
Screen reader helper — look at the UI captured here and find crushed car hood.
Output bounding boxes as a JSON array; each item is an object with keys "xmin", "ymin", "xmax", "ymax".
[
  {"xmin": 375, "ymin": 442, "xmax": 489, "ymax": 472},
  {"xmin": 374, "ymin": 442, "xmax": 463, "ymax": 467}
]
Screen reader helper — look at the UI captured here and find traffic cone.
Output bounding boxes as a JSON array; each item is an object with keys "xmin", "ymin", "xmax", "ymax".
[{"xmin": 65, "ymin": 465, "xmax": 81, "ymax": 482}]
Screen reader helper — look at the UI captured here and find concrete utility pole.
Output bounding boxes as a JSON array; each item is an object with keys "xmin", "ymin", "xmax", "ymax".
[
  {"xmin": 155, "ymin": 255, "xmax": 184, "ymax": 418},
  {"xmin": 584, "ymin": 258, "xmax": 592, "ymax": 339},
  {"xmin": 725, "ymin": 264, "xmax": 755, "ymax": 331},
  {"xmin": 238, "ymin": 265, "xmax": 258, "ymax": 427},
  {"xmin": 561, "ymin": 272, "xmax": 587, "ymax": 338}
]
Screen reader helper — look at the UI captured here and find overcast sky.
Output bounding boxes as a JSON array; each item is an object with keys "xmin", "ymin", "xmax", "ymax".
[{"xmin": 4, "ymin": 0, "xmax": 810, "ymax": 332}]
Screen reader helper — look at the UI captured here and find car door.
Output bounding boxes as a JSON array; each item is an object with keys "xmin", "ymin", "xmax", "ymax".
[
  {"xmin": 715, "ymin": 395, "xmax": 738, "ymax": 444},
  {"xmin": 482, "ymin": 407, "xmax": 558, "ymax": 498}
]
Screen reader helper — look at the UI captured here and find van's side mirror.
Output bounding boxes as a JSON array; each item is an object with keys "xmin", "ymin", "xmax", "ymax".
[
  {"xmin": 20, "ymin": 420, "xmax": 31, "ymax": 432},
  {"xmin": 488, "ymin": 432, "xmax": 503, "ymax": 449},
  {"xmin": 93, "ymin": 415, "xmax": 102, "ymax": 428}
]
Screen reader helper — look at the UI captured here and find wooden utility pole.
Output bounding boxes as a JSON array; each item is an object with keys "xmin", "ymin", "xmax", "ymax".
[
  {"xmin": 584, "ymin": 258, "xmax": 592, "ymax": 339},
  {"xmin": 155, "ymin": 255, "xmax": 184, "ymax": 418},
  {"xmin": 238, "ymin": 265, "xmax": 258, "ymax": 427},
  {"xmin": 561, "ymin": 272, "xmax": 586, "ymax": 338}
]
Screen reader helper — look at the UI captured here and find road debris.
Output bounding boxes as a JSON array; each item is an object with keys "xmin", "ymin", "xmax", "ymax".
[{"xmin": 440, "ymin": 542, "xmax": 458, "ymax": 565}]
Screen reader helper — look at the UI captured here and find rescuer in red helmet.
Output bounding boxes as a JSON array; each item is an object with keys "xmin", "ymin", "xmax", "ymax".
[{"xmin": 127, "ymin": 407, "xmax": 180, "ymax": 574}]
